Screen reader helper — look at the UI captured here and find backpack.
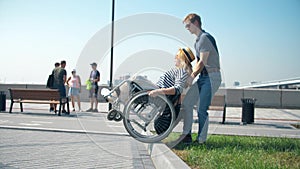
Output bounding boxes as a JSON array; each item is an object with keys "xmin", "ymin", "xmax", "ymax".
[{"xmin": 46, "ymin": 74, "xmax": 54, "ymax": 88}]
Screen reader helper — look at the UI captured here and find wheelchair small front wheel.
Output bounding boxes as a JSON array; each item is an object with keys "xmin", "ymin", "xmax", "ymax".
[
  {"xmin": 123, "ymin": 91, "xmax": 176, "ymax": 143},
  {"xmin": 114, "ymin": 112, "xmax": 123, "ymax": 122},
  {"xmin": 107, "ymin": 109, "xmax": 118, "ymax": 121}
]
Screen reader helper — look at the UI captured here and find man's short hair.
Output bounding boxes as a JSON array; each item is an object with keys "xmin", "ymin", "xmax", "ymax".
[
  {"xmin": 54, "ymin": 62, "xmax": 60, "ymax": 67},
  {"xmin": 183, "ymin": 13, "xmax": 202, "ymax": 28},
  {"xmin": 61, "ymin": 60, "xmax": 66, "ymax": 65}
]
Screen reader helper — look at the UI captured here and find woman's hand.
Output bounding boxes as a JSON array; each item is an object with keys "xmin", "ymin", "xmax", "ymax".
[{"xmin": 148, "ymin": 89, "xmax": 160, "ymax": 97}]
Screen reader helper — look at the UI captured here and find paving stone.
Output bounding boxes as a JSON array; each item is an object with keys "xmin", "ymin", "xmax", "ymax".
[{"xmin": 0, "ymin": 129, "xmax": 154, "ymax": 169}]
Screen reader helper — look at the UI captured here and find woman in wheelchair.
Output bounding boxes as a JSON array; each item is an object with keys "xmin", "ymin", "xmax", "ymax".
[
  {"xmin": 148, "ymin": 47, "xmax": 195, "ymax": 134},
  {"xmin": 102, "ymin": 47, "xmax": 195, "ymax": 143},
  {"xmin": 148, "ymin": 47, "xmax": 194, "ymax": 97}
]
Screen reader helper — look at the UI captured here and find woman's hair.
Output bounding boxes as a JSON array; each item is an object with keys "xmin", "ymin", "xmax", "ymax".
[{"xmin": 176, "ymin": 49, "xmax": 193, "ymax": 75}]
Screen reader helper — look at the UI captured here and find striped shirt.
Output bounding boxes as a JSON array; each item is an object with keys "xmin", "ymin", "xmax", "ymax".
[{"xmin": 156, "ymin": 67, "xmax": 188, "ymax": 94}]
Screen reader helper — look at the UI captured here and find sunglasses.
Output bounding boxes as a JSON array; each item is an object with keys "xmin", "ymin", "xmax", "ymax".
[
  {"xmin": 185, "ymin": 23, "xmax": 191, "ymax": 28},
  {"xmin": 185, "ymin": 21, "xmax": 195, "ymax": 28}
]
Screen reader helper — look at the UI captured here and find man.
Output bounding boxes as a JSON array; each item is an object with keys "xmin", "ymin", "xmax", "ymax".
[
  {"xmin": 181, "ymin": 13, "xmax": 222, "ymax": 144},
  {"xmin": 54, "ymin": 62, "xmax": 60, "ymax": 68},
  {"xmin": 86, "ymin": 62, "xmax": 100, "ymax": 112},
  {"xmin": 49, "ymin": 62, "xmax": 60, "ymax": 112},
  {"xmin": 53, "ymin": 60, "xmax": 67, "ymax": 113}
]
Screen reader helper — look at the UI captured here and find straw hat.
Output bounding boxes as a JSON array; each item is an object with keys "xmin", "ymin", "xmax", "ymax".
[{"xmin": 180, "ymin": 47, "xmax": 195, "ymax": 62}]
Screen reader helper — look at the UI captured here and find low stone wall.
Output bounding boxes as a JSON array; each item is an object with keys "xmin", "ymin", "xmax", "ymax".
[
  {"xmin": 219, "ymin": 88, "xmax": 300, "ymax": 108},
  {"xmin": 0, "ymin": 84, "xmax": 108, "ymax": 102},
  {"xmin": 1, "ymin": 84, "xmax": 299, "ymax": 109}
]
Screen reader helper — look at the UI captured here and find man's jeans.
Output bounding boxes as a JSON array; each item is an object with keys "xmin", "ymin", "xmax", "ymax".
[{"xmin": 182, "ymin": 72, "xmax": 221, "ymax": 142}]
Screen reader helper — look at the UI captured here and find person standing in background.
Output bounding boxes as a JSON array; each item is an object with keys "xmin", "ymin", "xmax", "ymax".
[
  {"xmin": 67, "ymin": 69, "xmax": 82, "ymax": 112},
  {"xmin": 49, "ymin": 62, "xmax": 60, "ymax": 112},
  {"xmin": 53, "ymin": 60, "xmax": 67, "ymax": 113},
  {"xmin": 54, "ymin": 62, "xmax": 60, "ymax": 68},
  {"xmin": 86, "ymin": 62, "xmax": 100, "ymax": 112}
]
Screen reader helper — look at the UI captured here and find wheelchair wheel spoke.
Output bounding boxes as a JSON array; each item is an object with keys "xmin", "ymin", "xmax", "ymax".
[{"xmin": 130, "ymin": 119, "xmax": 147, "ymax": 131}]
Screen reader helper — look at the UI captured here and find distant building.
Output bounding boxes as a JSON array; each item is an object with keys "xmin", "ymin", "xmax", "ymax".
[
  {"xmin": 239, "ymin": 77, "xmax": 300, "ymax": 90},
  {"xmin": 114, "ymin": 75, "xmax": 131, "ymax": 85},
  {"xmin": 220, "ymin": 82, "xmax": 226, "ymax": 88},
  {"xmin": 250, "ymin": 81, "xmax": 260, "ymax": 85},
  {"xmin": 112, "ymin": 74, "xmax": 149, "ymax": 86},
  {"xmin": 233, "ymin": 81, "xmax": 240, "ymax": 87}
]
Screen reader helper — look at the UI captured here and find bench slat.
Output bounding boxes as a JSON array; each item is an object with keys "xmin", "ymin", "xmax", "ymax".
[{"xmin": 18, "ymin": 100, "xmax": 60, "ymax": 104}]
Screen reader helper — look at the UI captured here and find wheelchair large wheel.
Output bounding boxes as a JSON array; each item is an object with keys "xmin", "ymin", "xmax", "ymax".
[{"xmin": 123, "ymin": 91, "xmax": 176, "ymax": 143}]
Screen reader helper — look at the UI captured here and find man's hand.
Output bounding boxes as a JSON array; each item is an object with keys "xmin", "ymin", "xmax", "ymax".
[{"xmin": 186, "ymin": 75, "xmax": 195, "ymax": 87}]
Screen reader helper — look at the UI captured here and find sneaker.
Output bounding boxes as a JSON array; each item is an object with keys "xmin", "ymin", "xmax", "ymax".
[
  {"xmin": 93, "ymin": 109, "xmax": 99, "ymax": 112},
  {"xmin": 72, "ymin": 109, "xmax": 75, "ymax": 112},
  {"xmin": 181, "ymin": 134, "xmax": 192, "ymax": 144},
  {"xmin": 79, "ymin": 109, "xmax": 82, "ymax": 112},
  {"xmin": 167, "ymin": 134, "xmax": 192, "ymax": 148},
  {"xmin": 86, "ymin": 108, "xmax": 93, "ymax": 112},
  {"xmin": 171, "ymin": 134, "xmax": 192, "ymax": 146},
  {"xmin": 62, "ymin": 110, "xmax": 67, "ymax": 114}
]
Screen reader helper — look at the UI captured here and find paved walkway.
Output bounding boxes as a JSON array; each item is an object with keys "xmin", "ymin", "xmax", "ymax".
[
  {"xmin": 0, "ymin": 102, "xmax": 155, "ymax": 169},
  {"xmin": 0, "ymin": 101, "xmax": 299, "ymax": 168},
  {"xmin": 0, "ymin": 129, "xmax": 153, "ymax": 169}
]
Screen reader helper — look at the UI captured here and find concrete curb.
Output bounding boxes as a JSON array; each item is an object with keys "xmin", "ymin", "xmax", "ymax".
[{"xmin": 146, "ymin": 143, "xmax": 190, "ymax": 169}]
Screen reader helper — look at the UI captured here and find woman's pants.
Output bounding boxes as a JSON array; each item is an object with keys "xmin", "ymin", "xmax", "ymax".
[{"xmin": 182, "ymin": 72, "xmax": 221, "ymax": 141}]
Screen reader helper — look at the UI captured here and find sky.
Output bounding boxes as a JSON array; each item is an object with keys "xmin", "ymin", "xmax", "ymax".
[{"xmin": 0, "ymin": 0, "xmax": 299, "ymax": 87}]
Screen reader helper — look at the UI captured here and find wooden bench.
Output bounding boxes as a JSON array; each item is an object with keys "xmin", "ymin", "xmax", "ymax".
[{"xmin": 9, "ymin": 88, "xmax": 70, "ymax": 116}]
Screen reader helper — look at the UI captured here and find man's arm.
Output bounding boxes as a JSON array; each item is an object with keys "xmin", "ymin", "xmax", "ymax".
[
  {"xmin": 186, "ymin": 51, "xmax": 209, "ymax": 86},
  {"xmin": 66, "ymin": 76, "xmax": 71, "ymax": 86},
  {"xmin": 78, "ymin": 75, "xmax": 82, "ymax": 93},
  {"xmin": 78, "ymin": 76, "xmax": 81, "ymax": 86},
  {"xmin": 63, "ymin": 70, "xmax": 67, "ymax": 84},
  {"xmin": 191, "ymin": 51, "xmax": 209, "ymax": 78},
  {"xmin": 94, "ymin": 71, "xmax": 100, "ymax": 82},
  {"xmin": 94, "ymin": 76, "xmax": 100, "ymax": 82}
]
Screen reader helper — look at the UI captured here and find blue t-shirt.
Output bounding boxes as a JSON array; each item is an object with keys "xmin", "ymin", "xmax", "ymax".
[{"xmin": 90, "ymin": 70, "xmax": 100, "ymax": 85}]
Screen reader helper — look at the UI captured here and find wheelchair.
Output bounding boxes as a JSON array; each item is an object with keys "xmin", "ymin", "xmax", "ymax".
[{"xmin": 101, "ymin": 76, "xmax": 181, "ymax": 143}]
